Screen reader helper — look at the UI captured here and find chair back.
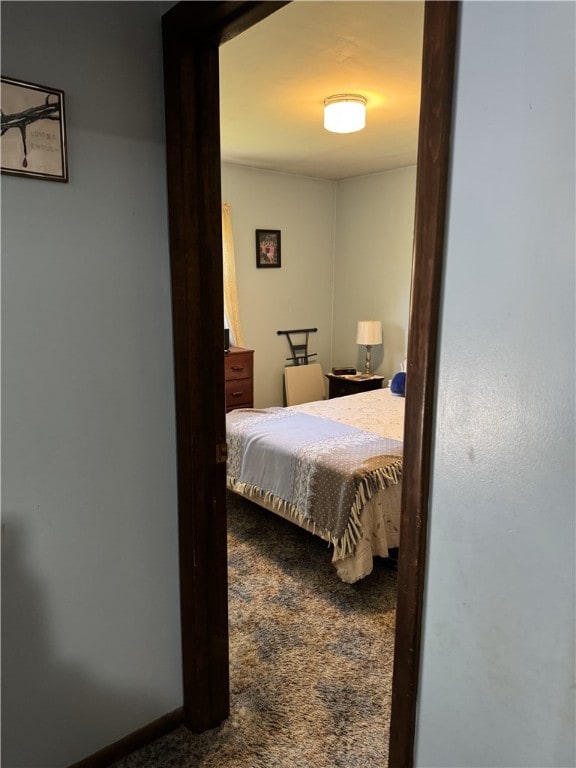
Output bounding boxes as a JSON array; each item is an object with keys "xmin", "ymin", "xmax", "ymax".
[{"xmin": 284, "ymin": 363, "xmax": 326, "ymax": 406}]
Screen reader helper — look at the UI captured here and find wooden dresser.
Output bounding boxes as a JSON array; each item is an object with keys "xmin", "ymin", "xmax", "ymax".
[{"xmin": 225, "ymin": 346, "xmax": 254, "ymax": 412}]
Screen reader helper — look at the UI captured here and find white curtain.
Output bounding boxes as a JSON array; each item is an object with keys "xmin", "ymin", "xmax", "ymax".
[{"xmin": 222, "ymin": 202, "xmax": 245, "ymax": 348}]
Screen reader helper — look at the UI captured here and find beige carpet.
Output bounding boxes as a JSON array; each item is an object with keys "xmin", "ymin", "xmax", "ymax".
[{"xmin": 112, "ymin": 491, "xmax": 398, "ymax": 768}]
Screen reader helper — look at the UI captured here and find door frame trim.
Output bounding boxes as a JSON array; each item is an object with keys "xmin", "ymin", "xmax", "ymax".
[
  {"xmin": 161, "ymin": 2, "xmax": 459, "ymax": 763},
  {"xmin": 389, "ymin": 4, "xmax": 459, "ymax": 765}
]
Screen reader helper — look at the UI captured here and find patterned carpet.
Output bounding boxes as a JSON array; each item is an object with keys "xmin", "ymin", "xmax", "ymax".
[{"xmin": 112, "ymin": 491, "xmax": 398, "ymax": 768}]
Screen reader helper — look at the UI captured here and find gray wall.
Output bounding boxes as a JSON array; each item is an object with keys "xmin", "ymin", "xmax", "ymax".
[
  {"xmin": 1, "ymin": 4, "xmax": 181, "ymax": 767},
  {"xmin": 333, "ymin": 166, "xmax": 416, "ymax": 377},
  {"xmin": 416, "ymin": 2, "xmax": 575, "ymax": 766}
]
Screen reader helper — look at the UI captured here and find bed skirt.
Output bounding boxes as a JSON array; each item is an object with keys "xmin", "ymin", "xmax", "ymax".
[{"xmin": 227, "ymin": 481, "xmax": 401, "ymax": 584}]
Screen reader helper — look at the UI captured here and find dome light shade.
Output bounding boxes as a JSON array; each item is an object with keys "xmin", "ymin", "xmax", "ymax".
[{"xmin": 324, "ymin": 94, "xmax": 367, "ymax": 133}]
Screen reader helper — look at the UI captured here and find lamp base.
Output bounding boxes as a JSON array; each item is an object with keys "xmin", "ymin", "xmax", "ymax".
[{"xmin": 363, "ymin": 345, "xmax": 373, "ymax": 376}]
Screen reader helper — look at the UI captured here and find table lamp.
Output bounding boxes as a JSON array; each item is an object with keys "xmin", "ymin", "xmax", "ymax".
[{"xmin": 356, "ymin": 320, "xmax": 382, "ymax": 376}]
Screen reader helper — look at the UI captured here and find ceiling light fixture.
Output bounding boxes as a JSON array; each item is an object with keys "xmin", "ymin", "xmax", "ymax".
[{"xmin": 323, "ymin": 94, "xmax": 367, "ymax": 134}]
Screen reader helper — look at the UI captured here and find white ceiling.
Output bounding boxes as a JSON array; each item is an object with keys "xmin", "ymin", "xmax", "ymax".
[{"xmin": 219, "ymin": 1, "xmax": 424, "ymax": 181}]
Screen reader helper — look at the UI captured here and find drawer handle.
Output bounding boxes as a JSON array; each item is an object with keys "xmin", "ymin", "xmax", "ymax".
[
  {"xmin": 231, "ymin": 365, "xmax": 244, "ymax": 371},
  {"xmin": 232, "ymin": 391, "xmax": 243, "ymax": 397}
]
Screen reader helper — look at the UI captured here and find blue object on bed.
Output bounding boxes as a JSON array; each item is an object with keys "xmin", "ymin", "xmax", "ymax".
[{"xmin": 390, "ymin": 371, "xmax": 406, "ymax": 396}]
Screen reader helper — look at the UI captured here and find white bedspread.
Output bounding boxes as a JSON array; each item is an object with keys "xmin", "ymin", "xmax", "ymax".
[
  {"xmin": 226, "ymin": 387, "xmax": 406, "ymax": 582},
  {"xmin": 291, "ymin": 387, "xmax": 405, "ymax": 441},
  {"xmin": 227, "ymin": 407, "xmax": 402, "ymax": 554}
]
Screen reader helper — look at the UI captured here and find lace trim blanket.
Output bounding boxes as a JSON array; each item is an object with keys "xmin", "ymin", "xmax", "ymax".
[{"xmin": 226, "ymin": 408, "xmax": 402, "ymax": 560}]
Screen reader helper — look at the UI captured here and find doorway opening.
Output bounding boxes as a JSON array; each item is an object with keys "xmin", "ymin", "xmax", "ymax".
[{"xmin": 161, "ymin": 3, "xmax": 458, "ymax": 765}]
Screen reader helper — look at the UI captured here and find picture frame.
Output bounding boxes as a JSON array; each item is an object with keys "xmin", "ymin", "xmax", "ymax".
[
  {"xmin": 255, "ymin": 229, "xmax": 281, "ymax": 268},
  {"xmin": 1, "ymin": 76, "xmax": 68, "ymax": 182}
]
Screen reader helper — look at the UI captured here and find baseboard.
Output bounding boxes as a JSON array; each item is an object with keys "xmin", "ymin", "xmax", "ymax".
[{"xmin": 68, "ymin": 706, "xmax": 184, "ymax": 768}]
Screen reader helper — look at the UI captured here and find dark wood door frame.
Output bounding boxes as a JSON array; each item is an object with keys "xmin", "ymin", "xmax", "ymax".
[
  {"xmin": 162, "ymin": 1, "xmax": 459, "ymax": 764},
  {"xmin": 389, "ymin": 4, "xmax": 459, "ymax": 765}
]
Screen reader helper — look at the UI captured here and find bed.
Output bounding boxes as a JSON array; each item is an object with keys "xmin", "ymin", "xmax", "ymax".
[{"xmin": 226, "ymin": 387, "xmax": 405, "ymax": 583}]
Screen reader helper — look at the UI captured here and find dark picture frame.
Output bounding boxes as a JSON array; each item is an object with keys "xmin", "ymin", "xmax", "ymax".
[
  {"xmin": 255, "ymin": 229, "xmax": 281, "ymax": 268},
  {"xmin": 1, "ymin": 76, "xmax": 68, "ymax": 182}
]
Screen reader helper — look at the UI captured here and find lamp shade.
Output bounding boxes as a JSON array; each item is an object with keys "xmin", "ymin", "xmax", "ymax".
[
  {"xmin": 356, "ymin": 320, "xmax": 382, "ymax": 346},
  {"xmin": 324, "ymin": 94, "xmax": 367, "ymax": 134}
]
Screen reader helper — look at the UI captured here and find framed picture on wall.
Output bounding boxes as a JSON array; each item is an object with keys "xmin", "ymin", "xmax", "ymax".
[
  {"xmin": 255, "ymin": 229, "xmax": 281, "ymax": 268},
  {"xmin": 0, "ymin": 76, "xmax": 68, "ymax": 182}
]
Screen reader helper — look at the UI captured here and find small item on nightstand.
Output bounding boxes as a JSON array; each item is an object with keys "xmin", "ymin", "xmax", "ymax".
[{"xmin": 332, "ymin": 366, "xmax": 356, "ymax": 375}]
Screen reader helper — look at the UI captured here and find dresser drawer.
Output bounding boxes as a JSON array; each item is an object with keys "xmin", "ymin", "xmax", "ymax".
[
  {"xmin": 224, "ymin": 350, "xmax": 253, "ymax": 381},
  {"xmin": 225, "ymin": 378, "xmax": 252, "ymax": 409}
]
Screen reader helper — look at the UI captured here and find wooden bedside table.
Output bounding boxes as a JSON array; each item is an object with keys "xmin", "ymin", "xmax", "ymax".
[{"xmin": 325, "ymin": 373, "xmax": 385, "ymax": 399}]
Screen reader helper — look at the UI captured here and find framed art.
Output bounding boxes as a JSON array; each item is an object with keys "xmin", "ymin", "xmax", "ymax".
[
  {"xmin": 255, "ymin": 229, "xmax": 281, "ymax": 268},
  {"xmin": 1, "ymin": 76, "xmax": 68, "ymax": 182}
]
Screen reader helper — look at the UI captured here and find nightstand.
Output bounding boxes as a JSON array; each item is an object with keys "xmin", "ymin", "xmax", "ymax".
[{"xmin": 325, "ymin": 373, "xmax": 385, "ymax": 399}]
